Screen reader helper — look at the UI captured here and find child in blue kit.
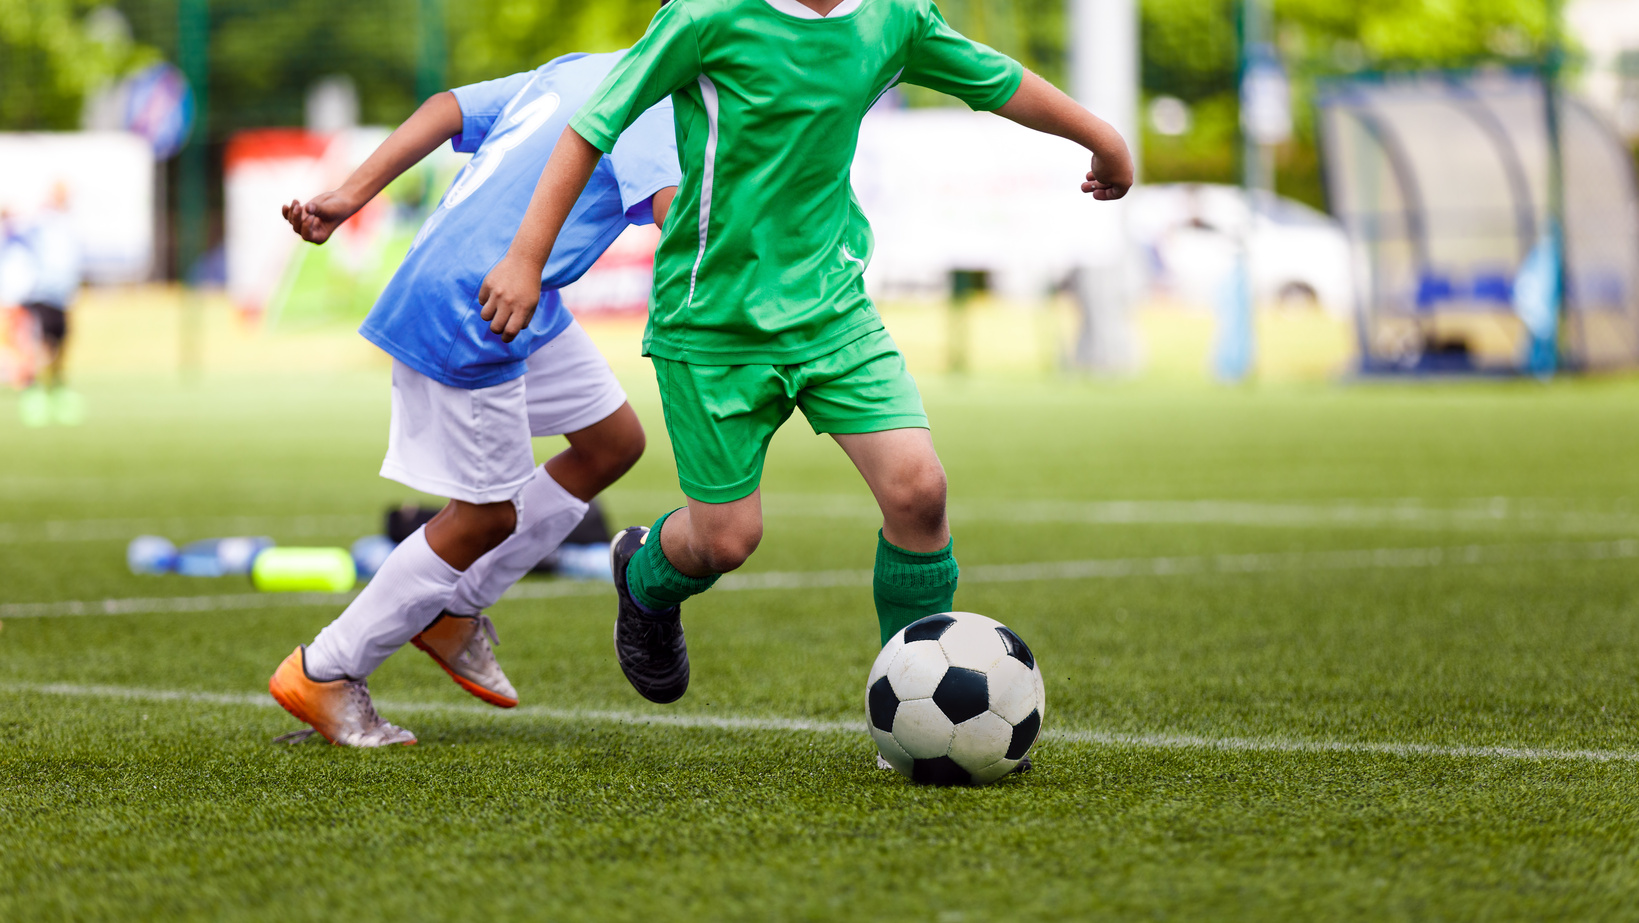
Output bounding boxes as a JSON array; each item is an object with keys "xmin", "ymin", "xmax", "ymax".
[{"xmin": 268, "ymin": 51, "xmax": 680, "ymax": 747}]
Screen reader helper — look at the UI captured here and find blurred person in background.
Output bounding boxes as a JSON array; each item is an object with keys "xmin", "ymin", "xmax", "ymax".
[
  {"xmin": 15, "ymin": 183, "xmax": 86, "ymax": 427},
  {"xmin": 0, "ymin": 207, "xmax": 41, "ymax": 403}
]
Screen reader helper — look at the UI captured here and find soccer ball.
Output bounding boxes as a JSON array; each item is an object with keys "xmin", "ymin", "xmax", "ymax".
[{"xmin": 867, "ymin": 612, "xmax": 1045, "ymax": 785}]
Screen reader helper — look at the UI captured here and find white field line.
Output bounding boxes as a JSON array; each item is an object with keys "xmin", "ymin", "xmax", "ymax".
[
  {"xmin": 5, "ymin": 681, "xmax": 1638, "ymax": 765},
  {"xmin": 0, "ymin": 579, "xmax": 602, "ymax": 619},
  {"xmin": 692, "ymin": 538, "xmax": 1639, "ymax": 590},
  {"xmin": 0, "ymin": 591, "xmax": 360, "ymax": 619},
  {"xmin": 616, "ymin": 491, "xmax": 1639, "ymax": 535},
  {"xmin": 4, "ymin": 539, "xmax": 1637, "ymax": 621},
  {"xmin": 1043, "ymin": 727, "xmax": 1639, "ymax": 764},
  {"xmin": 956, "ymin": 499, "xmax": 1639, "ymax": 533},
  {"xmin": 0, "ymin": 514, "xmax": 375, "ymax": 544},
  {"xmin": 8, "ymin": 497, "xmax": 1639, "ymax": 544}
]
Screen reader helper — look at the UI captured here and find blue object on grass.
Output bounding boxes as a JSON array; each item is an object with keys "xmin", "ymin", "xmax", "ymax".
[
  {"xmin": 130, "ymin": 535, "xmax": 273, "ymax": 577},
  {"xmin": 175, "ymin": 545, "xmax": 224, "ymax": 577},
  {"xmin": 127, "ymin": 536, "xmax": 179, "ymax": 575},
  {"xmin": 351, "ymin": 535, "xmax": 398, "ymax": 580},
  {"xmin": 176, "ymin": 537, "xmax": 275, "ymax": 577},
  {"xmin": 555, "ymin": 542, "xmax": 614, "ymax": 582}
]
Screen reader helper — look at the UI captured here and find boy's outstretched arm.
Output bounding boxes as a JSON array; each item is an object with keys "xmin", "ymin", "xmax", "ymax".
[
  {"xmin": 478, "ymin": 127, "xmax": 602, "ymax": 343},
  {"xmin": 994, "ymin": 70, "xmax": 1134, "ymax": 201},
  {"xmin": 280, "ymin": 91, "xmax": 463, "ymax": 244}
]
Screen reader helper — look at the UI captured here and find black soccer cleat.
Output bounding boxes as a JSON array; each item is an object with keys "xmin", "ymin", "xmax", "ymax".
[{"xmin": 610, "ymin": 526, "xmax": 690, "ymax": 704}]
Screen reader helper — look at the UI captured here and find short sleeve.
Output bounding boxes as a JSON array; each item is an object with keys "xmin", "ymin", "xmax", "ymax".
[
  {"xmin": 608, "ymin": 99, "xmax": 682, "ymax": 225},
  {"xmin": 900, "ymin": 3, "xmax": 1024, "ymax": 112},
  {"xmin": 570, "ymin": 2, "xmax": 702, "ymax": 154},
  {"xmin": 449, "ymin": 71, "xmax": 538, "ymax": 153}
]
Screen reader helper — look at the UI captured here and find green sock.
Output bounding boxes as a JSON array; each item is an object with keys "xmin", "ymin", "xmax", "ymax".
[
  {"xmin": 626, "ymin": 510, "xmax": 718, "ymax": 614},
  {"xmin": 873, "ymin": 531, "xmax": 958, "ymax": 645}
]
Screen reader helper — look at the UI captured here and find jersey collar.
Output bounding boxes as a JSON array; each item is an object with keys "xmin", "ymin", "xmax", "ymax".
[{"xmin": 761, "ymin": 0, "xmax": 865, "ymax": 19}]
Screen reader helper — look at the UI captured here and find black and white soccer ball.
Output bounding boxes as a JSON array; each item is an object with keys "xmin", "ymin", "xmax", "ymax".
[{"xmin": 867, "ymin": 611, "xmax": 1045, "ymax": 785}]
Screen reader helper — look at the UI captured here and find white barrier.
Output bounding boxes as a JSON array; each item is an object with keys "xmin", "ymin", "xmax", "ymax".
[{"xmin": 0, "ymin": 132, "xmax": 155, "ymax": 284}]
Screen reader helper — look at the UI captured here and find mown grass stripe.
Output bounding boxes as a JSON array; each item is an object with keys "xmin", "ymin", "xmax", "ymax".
[
  {"xmin": 646, "ymin": 491, "xmax": 1639, "ymax": 534},
  {"xmin": 4, "ymin": 539, "xmax": 1637, "ymax": 620},
  {"xmin": 5, "ymin": 681, "xmax": 1636, "ymax": 764},
  {"xmin": 0, "ymin": 514, "xmax": 375, "ymax": 544},
  {"xmin": 8, "ymin": 497, "xmax": 1639, "ymax": 544},
  {"xmin": 0, "ymin": 591, "xmax": 359, "ymax": 619}
]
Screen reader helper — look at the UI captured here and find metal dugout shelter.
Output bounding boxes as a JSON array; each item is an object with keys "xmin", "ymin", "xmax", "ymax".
[{"xmin": 1318, "ymin": 71, "xmax": 1639, "ymax": 374}]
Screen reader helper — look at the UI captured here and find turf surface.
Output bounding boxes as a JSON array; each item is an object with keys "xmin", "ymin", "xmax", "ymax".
[{"xmin": 4, "ymin": 337, "xmax": 1639, "ymax": 920}]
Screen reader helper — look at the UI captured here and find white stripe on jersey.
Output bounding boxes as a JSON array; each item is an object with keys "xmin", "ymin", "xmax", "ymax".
[{"xmin": 685, "ymin": 75, "xmax": 721, "ymax": 310}]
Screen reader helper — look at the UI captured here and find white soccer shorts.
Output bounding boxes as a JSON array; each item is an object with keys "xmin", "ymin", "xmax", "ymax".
[{"xmin": 379, "ymin": 319, "xmax": 628, "ymax": 505}]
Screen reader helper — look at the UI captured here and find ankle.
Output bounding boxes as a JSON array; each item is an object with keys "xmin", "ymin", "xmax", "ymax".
[
  {"xmin": 627, "ymin": 514, "xmax": 719, "ymax": 611},
  {"xmin": 301, "ymin": 645, "xmax": 350, "ymax": 683}
]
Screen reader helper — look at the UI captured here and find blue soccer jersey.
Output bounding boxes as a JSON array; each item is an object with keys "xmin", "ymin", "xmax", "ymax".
[{"xmin": 359, "ymin": 52, "xmax": 680, "ymax": 389}]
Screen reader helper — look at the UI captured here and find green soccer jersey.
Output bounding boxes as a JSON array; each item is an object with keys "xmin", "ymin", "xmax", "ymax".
[{"xmin": 570, "ymin": 0, "xmax": 1023, "ymax": 365}]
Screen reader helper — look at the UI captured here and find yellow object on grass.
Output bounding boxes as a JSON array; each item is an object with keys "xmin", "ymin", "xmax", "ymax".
[{"xmin": 252, "ymin": 547, "xmax": 356, "ymax": 593}]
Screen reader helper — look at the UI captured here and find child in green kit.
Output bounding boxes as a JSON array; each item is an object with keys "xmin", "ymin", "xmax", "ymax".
[{"xmin": 479, "ymin": 0, "xmax": 1132, "ymax": 706}]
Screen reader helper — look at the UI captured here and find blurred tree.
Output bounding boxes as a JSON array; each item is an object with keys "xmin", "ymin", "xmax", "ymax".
[
  {"xmin": 0, "ymin": 0, "xmax": 1564, "ymax": 239},
  {"xmin": 83, "ymin": 0, "xmax": 1068, "ymax": 139},
  {"xmin": 84, "ymin": 0, "xmax": 670, "ymax": 138},
  {"xmin": 108, "ymin": 0, "xmax": 423, "ymax": 134},
  {"xmin": 1142, "ymin": 0, "xmax": 1238, "ymax": 103},
  {"xmin": 1139, "ymin": 0, "xmax": 1239, "ymax": 186},
  {"xmin": 3, "ymin": 1, "xmax": 1558, "ymax": 139},
  {"xmin": 445, "ymin": 0, "xmax": 657, "ymax": 87},
  {"xmin": 1283, "ymin": 0, "xmax": 1550, "ymax": 66},
  {"xmin": 1141, "ymin": 0, "xmax": 1556, "ymax": 207},
  {"xmin": 1, "ymin": 0, "xmax": 157, "ymax": 129}
]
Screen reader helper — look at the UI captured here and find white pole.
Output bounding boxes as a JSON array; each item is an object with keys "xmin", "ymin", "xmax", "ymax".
[
  {"xmin": 1071, "ymin": 0, "xmax": 1140, "ymax": 160},
  {"xmin": 1068, "ymin": 0, "xmax": 1140, "ymax": 373}
]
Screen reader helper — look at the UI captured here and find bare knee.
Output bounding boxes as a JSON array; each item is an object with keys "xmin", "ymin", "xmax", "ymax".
[
  {"xmin": 595, "ymin": 421, "xmax": 646, "ymax": 480},
  {"xmin": 881, "ymin": 462, "xmax": 947, "ymax": 536},
  {"xmin": 425, "ymin": 499, "xmax": 517, "ymax": 570},
  {"xmin": 560, "ymin": 406, "xmax": 646, "ymax": 495},
  {"xmin": 690, "ymin": 524, "xmax": 761, "ymax": 573}
]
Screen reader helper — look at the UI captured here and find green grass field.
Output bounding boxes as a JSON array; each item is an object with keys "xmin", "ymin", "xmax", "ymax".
[{"xmin": 4, "ymin": 317, "xmax": 1639, "ymax": 920}]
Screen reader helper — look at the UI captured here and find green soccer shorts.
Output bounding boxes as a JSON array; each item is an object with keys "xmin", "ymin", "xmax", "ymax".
[{"xmin": 651, "ymin": 328, "xmax": 929, "ymax": 503}]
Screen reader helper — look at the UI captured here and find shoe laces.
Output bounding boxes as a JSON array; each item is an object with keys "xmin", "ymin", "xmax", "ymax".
[
  {"xmin": 345, "ymin": 678, "xmax": 388, "ymax": 726},
  {"xmin": 632, "ymin": 613, "xmax": 681, "ymax": 653},
  {"xmin": 474, "ymin": 613, "xmax": 499, "ymax": 648}
]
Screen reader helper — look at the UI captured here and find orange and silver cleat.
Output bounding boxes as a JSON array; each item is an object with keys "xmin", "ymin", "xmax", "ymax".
[
  {"xmin": 411, "ymin": 612, "xmax": 518, "ymax": 708},
  {"xmin": 268, "ymin": 647, "xmax": 417, "ymax": 747}
]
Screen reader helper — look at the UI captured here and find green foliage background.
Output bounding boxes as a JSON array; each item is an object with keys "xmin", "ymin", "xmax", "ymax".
[
  {"xmin": 1, "ymin": 0, "xmax": 1559, "ymax": 211},
  {"xmin": 1141, "ymin": 0, "xmax": 1555, "ymax": 205},
  {"xmin": 0, "ymin": 0, "xmax": 156, "ymax": 128}
]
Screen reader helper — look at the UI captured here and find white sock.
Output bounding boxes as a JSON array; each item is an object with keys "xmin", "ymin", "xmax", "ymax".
[
  {"xmin": 305, "ymin": 526, "xmax": 462, "ymax": 681},
  {"xmin": 448, "ymin": 467, "xmax": 590, "ymax": 616}
]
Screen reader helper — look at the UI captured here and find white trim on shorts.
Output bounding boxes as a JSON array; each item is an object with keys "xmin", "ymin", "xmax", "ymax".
[{"xmin": 380, "ymin": 319, "xmax": 628, "ymax": 505}]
